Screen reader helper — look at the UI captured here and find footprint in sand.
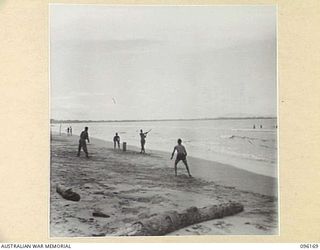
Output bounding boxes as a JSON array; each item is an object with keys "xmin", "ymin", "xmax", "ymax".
[
  {"xmin": 212, "ymin": 220, "xmax": 233, "ymax": 233},
  {"xmin": 78, "ymin": 218, "xmax": 88, "ymax": 223},
  {"xmin": 135, "ymin": 197, "xmax": 151, "ymax": 203},
  {"xmin": 185, "ymin": 224, "xmax": 211, "ymax": 234},
  {"xmin": 121, "ymin": 207, "xmax": 140, "ymax": 214},
  {"xmin": 255, "ymin": 224, "xmax": 269, "ymax": 231},
  {"xmin": 138, "ymin": 212, "xmax": 149, "ymax": 219},
  {"xmin": 119, "ymin": 199, "xmax": 130, "ymax": 206},
  {"xmin": 93, "ymin": 191, "xmax": 105, "ymax": 195},
  {"xmin": 185, "ymin": 229, "xmax": 200, "ymax": 235}
]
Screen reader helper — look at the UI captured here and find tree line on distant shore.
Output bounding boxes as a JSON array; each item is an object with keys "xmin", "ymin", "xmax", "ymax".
[{"xmin": 50, "ymin": 116, "xmax": 277, "ymax": 124}]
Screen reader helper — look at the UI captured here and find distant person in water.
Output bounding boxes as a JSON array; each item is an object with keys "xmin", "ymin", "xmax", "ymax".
[
  {"xmin": 77, "ymin": 127, "xmax": 90, "ymax": 158},
  {"xmin": 70, "ymin": 126, "xmax": 72, "ymax": 136},
  {"xmin": 67, "ymin": 127, "xmax": 70, "ymax": 136},
  {"xmin": 253, "ymin": 124, "xmax": 256, "ymax": 129},
  {"xmin": 113, "ymin": 133, "xmax": 120, "ymax": 149},
  {"xmin": 171, "ymin": 138, "xmax": 192, "ymax": 177},
  {"xmin": 139, "ymin": 129, "xmax": 150, "ymax": 154},
  {"xmin": 260, "ymin": 125, "xmax": 263, "ymax": 129}
]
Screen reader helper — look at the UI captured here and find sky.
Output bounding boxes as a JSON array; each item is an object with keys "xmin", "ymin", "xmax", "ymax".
[{"xmin": 50, "ymin": 5, "xmax": 277, "ymax": 120}]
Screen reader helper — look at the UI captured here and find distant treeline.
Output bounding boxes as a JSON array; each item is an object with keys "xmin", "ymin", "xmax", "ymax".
[{"xmin": 50, "ymin": 117, "xmax": 276, "ymax": 124}]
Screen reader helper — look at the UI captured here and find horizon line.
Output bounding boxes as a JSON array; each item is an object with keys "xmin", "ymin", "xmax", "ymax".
[{"xmin": 50, "ymin": 116, "xmax": 277, "ymax": 123}]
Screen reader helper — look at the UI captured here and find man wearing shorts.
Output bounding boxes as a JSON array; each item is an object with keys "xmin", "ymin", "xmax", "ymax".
[
  {"xmin": 170, "ymin": 138, "xmax": 192, "ymax": 177},
  {"xmin": 113, "ymin": 133, "xmax": 120, "ymax": 149},
  {"xmin": 77, "ymin": 127, "xmax": 90, "ymax": 158},
  {"xmin": 139, "ymin": 129, "xmax": 148, "ymax": 154}
]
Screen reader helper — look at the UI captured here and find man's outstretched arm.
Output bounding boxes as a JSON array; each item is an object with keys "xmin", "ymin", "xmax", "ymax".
[{"xmin": 170, "ymin": 147, "xmax": 176, "ymax": 160}]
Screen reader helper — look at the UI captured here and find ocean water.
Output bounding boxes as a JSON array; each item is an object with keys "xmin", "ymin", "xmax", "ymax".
[{"xmin": 51, "ymin": 118, "xmax": 277, "ymax": 177}]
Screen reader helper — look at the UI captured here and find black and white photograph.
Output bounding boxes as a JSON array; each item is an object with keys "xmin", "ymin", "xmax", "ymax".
[{"xmin": 50, "ymin": 4, "xmax": 278, "ymax": 237}]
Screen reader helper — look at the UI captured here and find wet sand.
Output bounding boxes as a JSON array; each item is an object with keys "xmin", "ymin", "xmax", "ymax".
[{"xmin": 50, "ymin": 134, "xmax": 278, "ymax": 237}]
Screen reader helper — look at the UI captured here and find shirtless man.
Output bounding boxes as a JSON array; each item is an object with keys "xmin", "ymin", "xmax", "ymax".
[
  {"xmin": 139, "ymin": 129, "xmax": 150, "ymax": 154},
  {"xmin": 113, "ymin": 133, "xmax": 120, "ymax": 149},
  {"xmin": 170, "ymin": 138, "xmax": 192, "ymax": 177}
]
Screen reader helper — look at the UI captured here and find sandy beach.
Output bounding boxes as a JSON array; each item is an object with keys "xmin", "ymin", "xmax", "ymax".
[{"xmin": 50, "ymin": 134, "xmax": 278, "ymax": 237}]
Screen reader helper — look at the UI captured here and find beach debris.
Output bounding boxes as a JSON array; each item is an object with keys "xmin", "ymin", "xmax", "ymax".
[
  {"xmin": 92, "ymin": 211, "xmax": 110, "ymax": 218},
  {"xmin": 116, "ymin": 202, "xmax": 244, "ymax": 236},
  {"xmin": 92, "ymin": 233, "xmax": 106, "ymax": 237},
  {"xmin": 255, "ymin": 224, "xmax": 268, "ymax": 231},
  {"xmin": 56, "ymin": 184, "xmax": 81, "ymax": 202},
  {"xmin": 93, "ymin": 191, "xmax": 105, "ymax": 195}
]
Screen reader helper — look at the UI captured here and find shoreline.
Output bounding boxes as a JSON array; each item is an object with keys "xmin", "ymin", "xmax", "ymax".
[
  {"xmin": 51, "ymin": 124, "xmax": 277, "ymax": 179},
  {"xmin": 60, "ymin": 133, "xmax": 277, "ymax": 197},
  {"xmin": 50, "ymin": 134, "xmax": 278, "ymax": 236},
  {"xmin": 109, "ymin": 139, "xmax": 277, "ymax": 179}
]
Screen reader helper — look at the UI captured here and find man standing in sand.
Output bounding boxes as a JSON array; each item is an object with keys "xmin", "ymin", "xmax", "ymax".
[
  {"xmin": 113, "ymin": 132, "xmax": 120, "ymax": 149},
  {"xmin": 77, "ymin": 127, "xmax": 90, "ymax": 158},
  {"xmin": 171, "ymin": 138, "xmax": 192, "ymax": 177},
  {"xmin": 139, "ymin": 129, "xmax": 150, "ymax": 154}
]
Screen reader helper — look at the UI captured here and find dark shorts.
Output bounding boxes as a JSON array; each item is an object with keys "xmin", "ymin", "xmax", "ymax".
[
  {"xmin": 175, "ymin": 153, "xmax": 186, "ymax": 164},
  {"xmin": 78, "ymin": 139, "xmax": 88, "ymax": 154},
  {"xmin": 79, "ymin": 139, "xmax": 86, "ymax": 146}
]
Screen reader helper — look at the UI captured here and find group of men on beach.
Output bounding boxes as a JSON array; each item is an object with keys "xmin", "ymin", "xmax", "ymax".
[
  {"xmin": 112, "ymin": 129, "xmax": 149, "ymax": 153},
  {"xmin": 76, "ymin": 126, "xmax": 192, "ymax": 177}
]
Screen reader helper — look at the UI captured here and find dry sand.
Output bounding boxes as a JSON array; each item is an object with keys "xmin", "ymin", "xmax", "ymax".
[{"xmin": 50, "ymin": 134, "xmax": 278, "ymax": 237}]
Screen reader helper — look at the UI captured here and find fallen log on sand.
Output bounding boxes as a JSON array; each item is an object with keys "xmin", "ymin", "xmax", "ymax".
[
  {"xmin": 56, "ymin": 184, "xmax": 81, "ymax": 202},
  {"xmin": 117, "ymin": 202, "xmax": 243, "ymax": 236}
]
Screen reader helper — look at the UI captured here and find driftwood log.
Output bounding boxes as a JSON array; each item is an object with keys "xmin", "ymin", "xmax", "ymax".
[
  {"xmin": 92, "ymin": 211, "xmax": 110, "ymax": 218},
  {"xmin": 117, "ymin": 202, "xmax": 243, "ymax": 236},
  {"xmin": 56, "ymin": 184, "xmax": 81, "ymax": 202}
]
